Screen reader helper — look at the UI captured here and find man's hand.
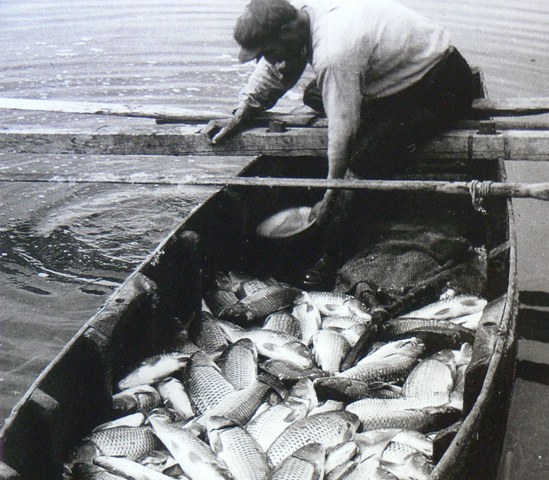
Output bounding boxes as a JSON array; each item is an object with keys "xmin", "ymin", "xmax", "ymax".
[
  {"xmin": 200, "ymin": 107, "xmax": 249, "ymax": 145},
  {"xmin": 309, "ymin": 189, "xmax": 337, "ymax": 226}
]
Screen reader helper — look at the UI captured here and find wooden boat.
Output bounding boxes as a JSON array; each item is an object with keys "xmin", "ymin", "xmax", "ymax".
[
  {"xmin": 0, "ymin": 75, "xmax": 536, "ymax": 479},
  {"xmin": 0, "ymin": 159, "xmax": 518, "ymax": 480}
]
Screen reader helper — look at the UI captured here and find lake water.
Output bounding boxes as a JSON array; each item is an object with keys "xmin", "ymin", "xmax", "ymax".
[{"xmin": 0, "ymin": 0, "xmax": 548, "ymax": 477}]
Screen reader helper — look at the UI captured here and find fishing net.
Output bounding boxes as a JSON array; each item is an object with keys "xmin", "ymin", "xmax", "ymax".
[{"xmin": 334, "ymin": 223, "xmax": 486, "ymax": 311}]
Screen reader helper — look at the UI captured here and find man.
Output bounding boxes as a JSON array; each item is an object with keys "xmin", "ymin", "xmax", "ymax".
[{"xmin": 203, "ymin": 0, "xmax": 474, "ymax": 289}]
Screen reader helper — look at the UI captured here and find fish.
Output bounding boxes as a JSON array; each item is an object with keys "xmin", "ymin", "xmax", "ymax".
[
  {"xmin": 402, "ymin": 357, "xmax": 455, "ymax": 399},
  {"xmin": 184, "ymin": 351, "xmax": 235, "ymax": 416},
  {"xmin": 71, "ymin": 463, "xmax": 125, "ymax": 479},
  {"xmin": 336, "ymin": 338, "xmax": 425, "ymax": 384},
  {"xmin": 204, "ymin": 289, "xmax": 239, "ymax": 318},
  {"xmin": 337, "ymin": 324, "xmax": 368, "ymax": 347},
  {"xmin": 291, "ymin": 302, "xmax": 321, "ymax": 345},
  {"xmin": 335, "ymin": 457, "xmax": 399, "ymax": 480},
  {"xmin": 391, "ymin": 325, "xmax": 475, "ymax": 355},
  {"xmin": 325, "ymin": 441, "xmax": 358, "ymax": 474},
  {"xmin": 267, "ymin": 411, "xmax": 360, "ymax": 467},
  {"xmin": 117, "ymin": 353, "xmax": 188, "ymax": 390},
  {"xmin": 137, "ymin": 449, "xmax": 182, "ymax": 476},
  {"xmin": 379, "ymin": 318, "xmax": 475, "ymax": 341},
  {"xmin": 312, "ymin": 329, "xmax": 351, "ymax": 373},
  {"xmin": 189, "ymin": 312, "xmax": 229, "ymax": 357},
  {"xmin": 148, "ymin": 411, "xmax": 232, "ymax": 480},
  {"xmin": 269, "ymin": 443, "xmax": 325, "ymax": 480},
  {"xmin": 261, "ymin": 359, "xmax": 328, "ymax": 382},
  {"xmin": 264, "ymin": 311, "xmax": 302, "ymax": 338},
  {"xmin": 359, "ymin": 338, "xmax": 424, "ymax": 364},
  {"xmin": 93, "ymin": 413, "xmax": 146, "ymax": 432},
  {"xmin": 295, "ymin": 291, "xmax": 371, "ymax": 320},
  {"xmin": 220, "ymin": 327, "xmax": 313, "ymax": 369},
  {"xmin": 69, "ymin": 426, "xmax": 162, "ymax": 464},
  {"xmin": 390, "ymin": 430, "xmax": 433, "ymax": 458},
  {"xmin": 246, "ymin": 379, "xmax": 318, "ymax": 451},
  {"xmin": 196, "ymin": 374, "xmax": 278, "ymax": 427},
  {"xmin": 380, "ymin": 441, "xmax": 433, "ymax": 480},
  {"xmin": 448, "ymin": 310, "xmax": 483, "ymax": 329},
  {"xmin": 157, "ymin": 377, "xmax": 195, "ymax": 419},
  {"xmin": 308, "ymin": 399, "xmax": 345, "ymax": 416},
  {"xmin": 206, "ymin": 415, "xmax": 270, "ymax": 480},
  {"xmin": 321, "ymin": 315, "xmax": 370, "ymax": 330},
  {"xmin": 346, "ymin": 392, "xmax": 452, "ymax": 423},
  {"xmin": 398, "ymin": 295, "xmax": 487, "ymax": 321},
  {"xmin": 313, "ymin": 377, "xmax": 400, "ymax": 403},
  {"xmin": 238, "ymin": 279, "xmax": 269, "ymax": 298},
  {"xmin": 217, "ymin": 338, "xmax": 258, "ymax": 390},
  {"xmin": 221, "ymin": 285, "xmax": 300, "ymax": 323},
  {"xmin": 347, "ymin": 403, "xmax": 461, "ymax": 433},
  {"xmin": 94, "ymin": 456, "xmax": 174, "ymax": 480}
]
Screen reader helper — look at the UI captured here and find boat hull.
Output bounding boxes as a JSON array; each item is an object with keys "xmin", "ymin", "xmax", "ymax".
[{"xmin": 0, "ymin": 153, "xmax": 517, "ymax": 480}]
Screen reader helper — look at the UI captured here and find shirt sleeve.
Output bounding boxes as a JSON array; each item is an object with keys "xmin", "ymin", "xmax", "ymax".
[
  {"xmin": 316, "ymin": 63, "xmax": 363, "ymax": 179},
  {"xmin": 236, "ymin": 56, "xmax": 308, "ymax": 114}
]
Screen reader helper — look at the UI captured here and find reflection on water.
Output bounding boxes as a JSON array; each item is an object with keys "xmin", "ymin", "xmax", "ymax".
[{"xmin": 0, "ymin": 0, "xmax": 548, "ymax": 477}]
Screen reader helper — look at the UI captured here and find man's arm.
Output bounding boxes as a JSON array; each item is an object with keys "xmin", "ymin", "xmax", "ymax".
[
  {"xmin": 203, "ymin": 56, "xmax": 307, "ymax": 144},
  {"xmin": 310, "ymin": 64, "xmax": 362, "ymax": 223}
]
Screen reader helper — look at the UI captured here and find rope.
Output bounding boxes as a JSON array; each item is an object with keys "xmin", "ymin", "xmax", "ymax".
[{"xmin": 469, "ymin": 180, "xmax": 493, "ymax": 214}]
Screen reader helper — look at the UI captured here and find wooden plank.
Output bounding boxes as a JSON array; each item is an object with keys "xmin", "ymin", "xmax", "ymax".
[
  {"xmin": 472, "ymin": 97, "xmax": 549, "ymax": 117},
  {"xmin": 0, "ymin": 97, "xmax": 317, "ymax": 126},
  {"xmin": 1, "ymin": 124, "xmax": 549, "ymax": 161},
  {"xmin": 2, "ymin": 97, "xmax": 549, "ymax": 121}
]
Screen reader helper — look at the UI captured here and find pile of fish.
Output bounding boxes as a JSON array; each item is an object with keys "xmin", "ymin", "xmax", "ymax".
[{"xmin": 66, "ymin": 270, "xmax": 487, "ymax": 480}]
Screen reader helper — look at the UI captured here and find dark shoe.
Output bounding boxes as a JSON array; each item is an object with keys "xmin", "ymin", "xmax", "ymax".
[{"xmin": 300, "ymin": 255, "xmax": 336, "ymax": 290}]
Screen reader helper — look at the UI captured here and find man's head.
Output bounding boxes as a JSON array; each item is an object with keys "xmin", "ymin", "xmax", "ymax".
[{"xmin": 234, "ymin": 0, "xmax": 308, "ymax": 64}]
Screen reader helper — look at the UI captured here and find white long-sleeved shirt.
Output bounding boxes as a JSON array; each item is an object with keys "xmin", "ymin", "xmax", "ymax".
[{"xmin": 238, "ymin": 0, "xmax": 452, "ymax": 178}]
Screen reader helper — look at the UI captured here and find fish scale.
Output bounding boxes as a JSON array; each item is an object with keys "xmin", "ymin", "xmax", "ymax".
[
  {"xmin": 207, "ymin": 416, "xmax": 270, "ymax": 480},
  {"xmin": 75, "ymin": 426, "xmax": 162, "ymax": 461},
  {"xmin": 217, "ymin": 338, "xmax": 258, "ymax": 390},
  {"xmin": 197, "ymin": 376, "xmax": 274, "ymax": 426},
  {"xmin": 189, "ymin": 312, "xmax": 229, "ymax": 356},
  {"xmin": 312, "ymin": 329, "xmax": 351, "ymax": 373},
  {"xmin": 337, "ymin": 354, "xmax": 419, "ymax": 384},
  {"xmin": 321, "ymin": 316, "xmax": 369, "ymax": 329},
  {"xmin": 348, "ymin": 404, "xmax": 460, "ymax": 433},
  {"xmin": 292, "ymin": 302, "xmax": 321, "ymax": 345},
  {"xmin": 267, "ymin": 411, "xmax": 360, "ymax": 466},
  {"xmin": 269, "ymin": 443, "xmax": 325, "ymax": 480},
  {"xmin": 205, "ymin": 289, "xmax": 239, "ymax": 317},
  {"xmin": 223, "ymin": 286, "xmax": 300, "ymax": 321},
  {"xmin": 402, "ymin": 358, "xmax": 455, "ymax": 397},
  {"xmin": 264, "ymin": 311, "xmax": 302, "ymax": 338},
  {"xmin": 398, "ymin": 295, "xmax": 487, "ymax": 321},
  {"xmin": 246, "ymin": 379, "xmax": 316, "ymax": 451},
  {"xmin": 184, "ymin": 352, "xmax": 235, "ymax": 416},
  {"xmin": 149, "ymin": 413, "xmax": 231, "ymax": 480}
]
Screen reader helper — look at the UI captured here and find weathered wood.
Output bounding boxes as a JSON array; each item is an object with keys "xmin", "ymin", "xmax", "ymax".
[
  {"xmin": 0, "ymin": 97, "xmax": 230, "ymax": 124},
  {"xmin": 2, "ymin": 97, "xmax": 549, "ymax": 122},
  {"xmin": 2, "ymin": 173, "xmax": 549, "ymax": 201},
  {"xmin": 1, "ymin": 124, "xmax": 549, "ymax": 160},
  {"xmin": 472, "ymin": 97, "xmax": 549, "ymax": 117}
]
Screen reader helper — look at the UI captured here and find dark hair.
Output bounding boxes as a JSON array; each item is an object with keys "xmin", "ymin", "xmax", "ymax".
[{"xmin": 234, "ymin": 0, "xmax": 297, "ymax": 56}]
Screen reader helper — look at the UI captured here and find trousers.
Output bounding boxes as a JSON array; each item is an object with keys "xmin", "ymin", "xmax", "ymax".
[{"xmin": 303, "ymin": 48, "xmax": 475, "ymax": 260}]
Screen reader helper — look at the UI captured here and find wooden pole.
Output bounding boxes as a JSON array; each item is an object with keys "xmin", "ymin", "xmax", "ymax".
[
  {"xmin": 2, "ymin": 97, "xmax": 549, "ymax": 123},
  {"xmin": 2, "ymin": 174, "xmax": 549, "ymax": 201}
]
